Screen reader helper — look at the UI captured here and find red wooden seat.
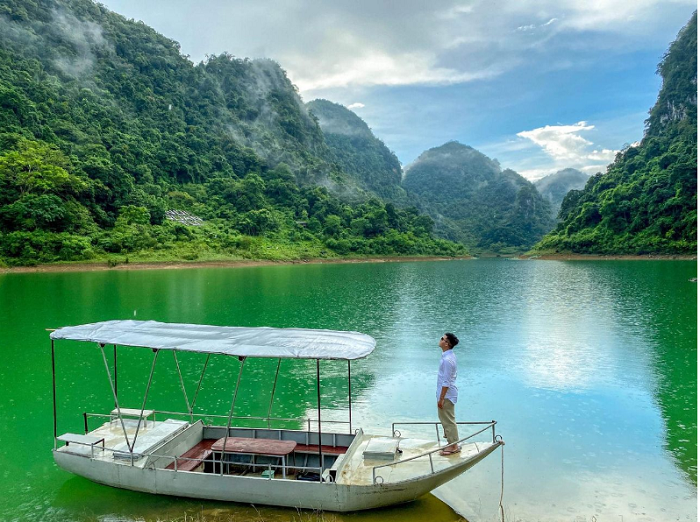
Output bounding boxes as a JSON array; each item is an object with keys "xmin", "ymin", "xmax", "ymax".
[{"xmin": 166, "ymin": 439, "xmax": 217, "ymax": 471}]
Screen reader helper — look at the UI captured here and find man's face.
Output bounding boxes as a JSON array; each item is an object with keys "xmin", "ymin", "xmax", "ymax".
[{"xmin": 439, "ymin": 334, "xmax": 451, "ymax": 349}]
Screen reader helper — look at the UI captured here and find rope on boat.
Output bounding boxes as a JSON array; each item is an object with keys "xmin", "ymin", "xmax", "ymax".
[{"xmin": 499, "ymin": 440, "xmax": 505, "ymax": 522}]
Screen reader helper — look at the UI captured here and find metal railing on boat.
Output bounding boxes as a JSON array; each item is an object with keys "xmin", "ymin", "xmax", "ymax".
[
  {"xmin": 372, "ymin": 421, "xmax": 500, "ymax": 485},
  {"xmin": 72, "ymin": 410, "xmax": 350, "ymax": 478},
  {"xmin": 55, "ymin": 438, "xmax": 328, "ymax": 480}
]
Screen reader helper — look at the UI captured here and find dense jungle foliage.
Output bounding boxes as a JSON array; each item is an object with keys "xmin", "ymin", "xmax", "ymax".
[
  {"xmin": 0, "ymin": 0, "xmax": 465, "ymax": 266},
  {"xmin": 402, "ymin": 141, "xmax": 556, "ymax": 253},
  {"xmin": 534, "ymin": 13, "xmax": 697, "ymax": 255}
]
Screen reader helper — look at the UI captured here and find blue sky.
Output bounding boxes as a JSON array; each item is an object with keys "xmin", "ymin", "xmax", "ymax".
[{"xmin": 100, "ymin": 0, "xmax": 696, "ymax": 180}]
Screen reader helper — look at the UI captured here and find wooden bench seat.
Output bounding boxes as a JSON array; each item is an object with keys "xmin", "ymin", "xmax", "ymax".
[
  {"xmin": 166, "ymin": 439, "xmax": 217, "ymax": 472},
  {"xmin": 212, "ymin": 437, "xmax": 297, "ymax": 455},
  {"xmin": 211, "ymin": 437, "xmax": 297, "ymax": 479},
  {"xmin": 294, "ymin": 444, "xmax": 346, "ymax": 455}
]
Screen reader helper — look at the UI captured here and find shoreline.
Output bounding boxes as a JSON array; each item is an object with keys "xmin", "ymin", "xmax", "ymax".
[
  {"xmin": 0, "ymin": 255, "xmax": 472, "ymax": 274},
  {"xmin": 522, "ymin": 253, "xmax": 697, "ymax": 261},
  {"xmin": 2, "ymin": 252, "xmax": 695, "ymax": 273}
]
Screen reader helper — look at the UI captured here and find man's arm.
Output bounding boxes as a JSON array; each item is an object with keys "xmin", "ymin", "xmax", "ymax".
[{"xmin": 438, "ymin": 386, "xmax": 449, "ymax": 409}]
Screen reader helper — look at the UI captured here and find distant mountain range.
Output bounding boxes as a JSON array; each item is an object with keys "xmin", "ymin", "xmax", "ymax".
[
  {"xmin": 534, "ymin": 168, "xmax": 590, "ymax": 218},
  {"xmin": 308, "ymin": 102, "xmax": 556, "ymax": 252}
]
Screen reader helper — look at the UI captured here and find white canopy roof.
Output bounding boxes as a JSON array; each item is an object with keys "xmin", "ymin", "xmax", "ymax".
[{"xmin": 50, "ymin": 320, "xmax": 376, "ymax": 360}]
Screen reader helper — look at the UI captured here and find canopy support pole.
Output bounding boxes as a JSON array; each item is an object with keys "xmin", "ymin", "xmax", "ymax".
[
  {"xmin": 267, "ymin": 358, "xmax": 281, "ymax": 429},
  {"xmin": 172, "ymin": 351, "xmax": 192, "ymax": 423},
  {"xmin": 317, "ymin": 359, "xmax": 322, "ymax": 479},
  {"xmin": 51, "ymin": 340, "xmax": 57, "ymax": 450},
  {"xmin": 189, "ymin": 354, "xmax": 210, "ymax": 415},
  {"xmin": 348, "ymin": 360, "xmax": 352, "ymax": 435},
  {"xmin": 113, "ymin": 344, "xmax": 118, "ymax": 406},
  {"xmin": 130, "ymin": 349, "xmax": 160, "ymax": 456},
  {"xmin": 220, "ymin": 357, "xmax": 246, "ymax": 476},
  {"xmin": 99, "ymin": 343, "xmax": 130, "ymax": 452}
]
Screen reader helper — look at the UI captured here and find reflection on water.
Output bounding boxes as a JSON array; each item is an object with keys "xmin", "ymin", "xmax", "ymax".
[{"xmin": 0, "ymin": 259, "xmax": 695, "ymax": 521}]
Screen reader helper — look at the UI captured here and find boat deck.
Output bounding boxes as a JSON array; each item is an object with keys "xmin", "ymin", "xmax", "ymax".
[
  {"xmin": 56, "ymin": 419, "xmax": 188, "ymax": 467},
  {"xmin": 336, "ymin": 433, "xmax": 493, "ymax": 485}
]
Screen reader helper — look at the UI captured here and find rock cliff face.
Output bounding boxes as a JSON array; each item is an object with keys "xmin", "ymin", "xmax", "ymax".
[
  {"xmin": 646, "ymin": 13, "xmax": 697, "ymax": 136},
  {"xmin": 402, "ymin": 141, "xmax": 555, "ymax": 252}
]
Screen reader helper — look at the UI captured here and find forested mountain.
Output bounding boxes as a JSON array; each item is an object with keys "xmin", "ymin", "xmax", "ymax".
[
  {"xmin": 402, "ymin": 142, "xmax": 555, "ymax": 253},
  {"xmin": 307, "ymin": 100, "xmax": 406, "ymax": 201},
  {"xmin": 535, "ymin": 13, "xmax": 697, "ymax": 255},
  {"xmin": 306, "ymin": 102, "xmax": 558, "ymax": 253},
  {"xmin": 534, "ymin": 168, "xmax": 590, "ymax": 218},
  {"xmin": 0, "ymin": 0, "xmax": 465, "ymax": 265}
]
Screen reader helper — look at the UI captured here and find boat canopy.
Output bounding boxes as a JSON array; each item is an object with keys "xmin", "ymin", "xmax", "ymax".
[{"xmin": 50, "ymin": 320, "xmax": 376, "ymax": 360}]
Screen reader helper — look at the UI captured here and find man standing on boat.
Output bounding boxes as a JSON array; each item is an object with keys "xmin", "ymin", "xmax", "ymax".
[{"xmin": 437, "ymin": 333, "xmax": 460, "ymax": 455}]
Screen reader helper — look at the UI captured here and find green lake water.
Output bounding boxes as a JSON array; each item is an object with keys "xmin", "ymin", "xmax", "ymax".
[{"xmin": 0, "ymin": 259, "xmax": 696, "ymax": 521}]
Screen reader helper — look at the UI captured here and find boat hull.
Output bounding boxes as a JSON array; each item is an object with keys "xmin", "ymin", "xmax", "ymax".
[{"xmin": 54, "ymin": 442, "xmax": 500, "ymax": 512}]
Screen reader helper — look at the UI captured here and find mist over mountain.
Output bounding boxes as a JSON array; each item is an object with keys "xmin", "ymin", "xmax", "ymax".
[
  {"xmin": 403, "ymin": 142, "xmax": 555, "ymax": 253},
  {"xmin": 536, "ymin": 12, "xmax": 697, "ymax": 255},
  {"xmin": 0, "ymin": 0, "xmax": 465, "ymax": 265},
  {"xmin": 307, "ymin": 99, "xmax": 405, "ymax": 200},
  {"xmin": 534, "ymin": 168, "xmax": 591, "ymax": 217}
]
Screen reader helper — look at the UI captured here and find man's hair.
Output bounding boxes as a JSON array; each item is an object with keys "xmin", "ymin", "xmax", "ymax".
[{"xmin": 444, "ymin": 332, "xmax": 459, "ymax": 348}]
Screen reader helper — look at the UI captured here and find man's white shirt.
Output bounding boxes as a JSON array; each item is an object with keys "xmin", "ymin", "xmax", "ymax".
[{"xmin": 437, "ymin": 349, "xmax": 458, "ymax": 403}]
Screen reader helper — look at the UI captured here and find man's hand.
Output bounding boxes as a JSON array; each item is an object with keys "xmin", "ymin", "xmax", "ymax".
[{"xmin": 437, "ymin": 398, "xmax": 444, "ymax": 409}]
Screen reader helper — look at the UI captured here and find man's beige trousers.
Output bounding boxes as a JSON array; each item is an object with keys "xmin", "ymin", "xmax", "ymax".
[{"xmin": 438, "ymin": 398, "xmax": 459, "ymax": 444}]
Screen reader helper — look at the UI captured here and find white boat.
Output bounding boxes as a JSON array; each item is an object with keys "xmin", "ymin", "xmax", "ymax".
[{"xmin": 50, "ymin": 320, "xmax": 504, "ymax": 512}]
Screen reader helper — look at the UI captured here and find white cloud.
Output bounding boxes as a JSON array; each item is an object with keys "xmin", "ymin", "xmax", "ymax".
[
  {"xmin": 517, "ymin": 18, "xmax": 557, "ymax": 31},
  {"xmin": 517, "ymin": 24, "xmax": 537, "ymax": 31},
  {"xmin": 347, "ymin": 102, "xmax": 365, "ymax": 109},
  {"xmin": 515, "ymin": 121, "xmax": 618, "ymax": 179},
  {"xmin": 290, "ymin": 49, "xmax": 504, "ymax": 92},
  {"xmin": 517, "ymin": 121, "xmax": 595, "ymax": 161}
]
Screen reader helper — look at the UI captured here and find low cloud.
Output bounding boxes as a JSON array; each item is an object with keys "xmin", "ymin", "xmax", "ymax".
[
  {"xmin": 516, "ymin": 121, "xmax": 617, "ymax": 178},
  {"xmin": 51, "ymin": 8, "xmax": 111, "ymax": 77},
  {"xmin": 347, "ymin": 102, "xmax": 365, "ymax": 109}
]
